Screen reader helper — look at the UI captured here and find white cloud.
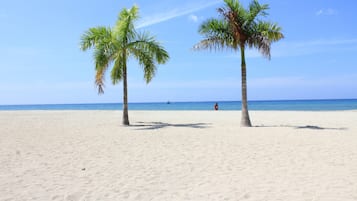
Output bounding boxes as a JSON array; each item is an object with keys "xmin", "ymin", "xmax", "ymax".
[
  {"xmin": 188, "ymin": 14, "xmax": 199, "ymax": 23},
  {"xmin": 316, "ymin": 8, "xmax": 337, "ymax": 16},
  {"xmin": 136, "ymin": 0, "xmax": 220, "ymax": 28}
]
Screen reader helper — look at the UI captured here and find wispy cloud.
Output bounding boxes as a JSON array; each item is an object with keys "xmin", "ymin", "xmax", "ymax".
[
  {"xmin": 136, "ymin": 0, "xmax": 220, "ymax": 28},
  {"xmin": 188, "ymin": 14, "xmax": 199, "ymax": 23},
  {"xmin": 316, "ymin": 8, "xmax": 338, "ymax": 16}
]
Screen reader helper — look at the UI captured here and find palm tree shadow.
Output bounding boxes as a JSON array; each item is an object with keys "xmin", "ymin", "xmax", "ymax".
[
  {"xmin": 131, "ymin": 121, "xmax": 211, "ymax": 130},
  {"xmin": 255, "ymin": 124, "xmax": 348, "ymax": 131}
]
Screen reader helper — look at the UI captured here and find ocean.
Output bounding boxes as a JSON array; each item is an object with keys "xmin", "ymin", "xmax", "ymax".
[{"xmin": 1, "ymin": 99, "xmax": 357, "ymax": 111}]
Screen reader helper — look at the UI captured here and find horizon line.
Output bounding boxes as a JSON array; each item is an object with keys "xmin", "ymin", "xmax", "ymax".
[{"xmin": 1, "ymin": 98, "xmax": 357, "ymax": 106}]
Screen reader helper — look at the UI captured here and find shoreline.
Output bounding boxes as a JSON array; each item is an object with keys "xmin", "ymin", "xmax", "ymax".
[
  {"xmin": 1, "ymin": 97, "xmax": 357, "ymax": 105},
  {"xmin": 1, "ymin": 99, "xmax": 357, "ymax": 112},
  {"xmin": 1, "ymin": 110, "xmax": 356, "ymax": 200}
]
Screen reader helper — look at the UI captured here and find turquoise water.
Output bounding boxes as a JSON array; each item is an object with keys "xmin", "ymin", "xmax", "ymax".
[{"xmin": 1, "ymin": 99, "xmax": 357, "ymax": 111}]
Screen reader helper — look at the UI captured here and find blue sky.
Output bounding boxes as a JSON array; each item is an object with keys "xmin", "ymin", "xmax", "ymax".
[{"xmin": 0, "ymin": 0, "xmax": 356, "ymax": 104}]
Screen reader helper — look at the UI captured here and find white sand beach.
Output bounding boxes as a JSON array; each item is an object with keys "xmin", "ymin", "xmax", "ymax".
[{"xmin": 1, "ymin": 110, "xmax": 357, "ymax": 201}]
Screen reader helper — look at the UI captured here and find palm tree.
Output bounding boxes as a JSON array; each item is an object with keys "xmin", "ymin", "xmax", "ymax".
[
  {"xmin": 80, "ymin": 5, "xmax": 169, "ymax": 126},
  {"xmin": 194, "ymin": 0, "xmax": 283, "ymax": 127}
]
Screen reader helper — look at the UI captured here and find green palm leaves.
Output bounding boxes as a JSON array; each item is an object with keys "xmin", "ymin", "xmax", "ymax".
[
  {"xmin": 196, "ymin": 0, "xmax": 283, "ymax": 55},
  {"xmin": 194, "ymin": 0, "xmax": 284, "ymax": 126},
  {"xmin": 80, "ymin": 5, "xmax": 169, "ymax": 94},
  {"xmin": 80, "ymin": 5, "xmax": 169, "ymax": 125}
]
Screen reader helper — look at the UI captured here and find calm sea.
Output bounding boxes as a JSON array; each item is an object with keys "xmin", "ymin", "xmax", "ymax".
[{"xmin": 1, "ymin": 99, "xmax": 357, "ymax": 111}]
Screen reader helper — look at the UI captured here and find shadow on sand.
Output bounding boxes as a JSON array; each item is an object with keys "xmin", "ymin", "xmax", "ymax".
[
  {"xmin": 131, "ymin": 121, "xmax": 211, "ymax": 130},
  {"xmin": 255, "ymin": 124, "xmax": 347, "ymax": 131}
]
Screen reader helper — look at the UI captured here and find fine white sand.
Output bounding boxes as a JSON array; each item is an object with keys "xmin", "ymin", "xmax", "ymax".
[{"xmin": 1, "ymin": 110, "xmax": 357, "ymax": 201}]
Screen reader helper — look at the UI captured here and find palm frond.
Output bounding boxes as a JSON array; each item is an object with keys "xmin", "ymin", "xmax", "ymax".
[
  {"xmin": 196, "ymin": 0, "xmax": 283, "ymax": 59},
  {"xmin": 81, "ymin": 5, "xmax": 169, "ymax": 93},
  {"xmin": 130, "ymin": 47, "xmax": 156, "ymax": 83},
  {"xmin": 222, "ymin": 0, "xmax": 248, "ymax": 28},
  {"xmin": 80, "ymin": 26, "xmax": 115, "ymax": 94},
  {"xmin": 248, "ymin": 0, "xmax": 269, "ymax": 22},
  {"xmin": 143, "ymin": 60, "xmax": 156, "ymax": 83},
  {"xmin": 260, "ymin": 22, "xmax": 284, "ymax": 42},
  {"xmin": 135, "ymin": 32, "xmax": 169, "ymax": 64},
  {"xmin": 194, "ymin": 18, "xmax": 235, "ymax": 51},
  {"xmin": 111, "ymin": 54, "xmax": 124, "ymax": 85},
  {"xmin": 223, "ymin": 0, "xmax": 246, "ymax": 17},
  {"xmin": 128, "ymin": 33, "xmax": 169, "ymax": 83},
  {"xmin": 93, "ymin": 46, "xmax": 114, "ymax": 93},
  {"xmin": 95, "ymin": 70, "xmax": 105, "ymax": 94},
  {"xmin": 247, "ymin": 34, "xmax": 271, "ymax": 59},
  {"xmin": 80, "ymin": 26, "xmax": 112, "ymax": 51},
  {"xmin": 219, "ymin": 0, "xmax": 251, "ymax": 44},
  {"xmin": 193, "ymin": 38, "xmax": 231, "ymax": 51},
  {"xmin": 246, "ymin": 21, "xmax": 284, "ymax": 59},
  {"xmin": 114, "ymin": 5, "xmax": 139, "ymax": 44}
]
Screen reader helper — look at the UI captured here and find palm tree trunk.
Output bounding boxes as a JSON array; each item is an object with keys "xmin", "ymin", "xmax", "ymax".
[
  {"xmin": 122, "ymin": 61, "xmax": 130, "ymax": 126},
  {"xmin": 240, "ymin": 45, "xmax": 252, "ymax": 127}
]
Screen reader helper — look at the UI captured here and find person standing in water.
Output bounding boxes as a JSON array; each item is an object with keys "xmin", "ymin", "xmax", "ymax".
[{"xmin": 214, "ymin": 103, "xmax": 219, "ymax": 110}]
